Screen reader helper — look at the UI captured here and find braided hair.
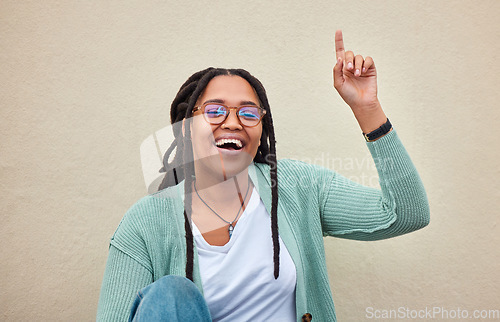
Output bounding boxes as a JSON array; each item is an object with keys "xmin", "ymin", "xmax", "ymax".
[{"xmin": 158, "ymin": 68, "xmax": 280, "ymax": 280}]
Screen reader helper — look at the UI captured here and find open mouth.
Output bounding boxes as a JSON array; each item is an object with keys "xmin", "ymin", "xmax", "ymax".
[{"xmin": 215, "ymin": 138, "xmax": 244, "ymax": 151}]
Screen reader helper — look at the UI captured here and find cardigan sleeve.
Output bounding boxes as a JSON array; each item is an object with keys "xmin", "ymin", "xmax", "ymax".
[
  {"xmin": 97, "ymin": 245, "xmax": 153, "ymax": 322},
  {"xmin": 96, "ymin": 197, "xmax": 158, "ymax": 321},
  {"xmin": 320, "ymin": 129, "xmax": 430, "ymax": 240}
]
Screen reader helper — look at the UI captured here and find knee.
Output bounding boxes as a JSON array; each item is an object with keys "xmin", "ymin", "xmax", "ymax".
[{"xmin": 131, "ymin": 275, "xmax": 211, "ymax": 322}]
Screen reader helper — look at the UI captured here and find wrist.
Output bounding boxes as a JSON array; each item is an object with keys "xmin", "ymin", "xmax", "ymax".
[
  {"xmin": 352, "ymin": 101, "xmax": 387, "ymax": 133},
  {"xmin": 350, "ymin": 99, "xmax": 381, "ymax": 113}
]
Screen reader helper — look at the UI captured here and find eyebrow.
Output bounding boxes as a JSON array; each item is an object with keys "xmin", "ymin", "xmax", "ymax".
[{"xmin": 202, "ymin": 99, "xmax": 258, "ymax": 106}]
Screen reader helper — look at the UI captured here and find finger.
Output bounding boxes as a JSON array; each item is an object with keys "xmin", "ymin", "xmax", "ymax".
[
  {"xmin": 345, "ymin": 51, "xmax": 354, "ymax": 71},
  {"xmin": 361, "ymin": 56, "xmax": 375, "ymax": 74},
  {"xmin": 354, "ymin": 55, "xmax": 364, "ymax": 77},
  {"xmin": 335, "ymin": 30, "xmax": 345, "ymax": 61}
]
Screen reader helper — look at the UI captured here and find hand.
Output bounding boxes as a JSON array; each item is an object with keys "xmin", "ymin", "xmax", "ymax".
[
  {"xmin": 333, "ymin": 30, "xmax": 387, "ymax": 133},
  {"xmin": 333, "ymin": 30, "xmax": 379, "ymax": 112}
]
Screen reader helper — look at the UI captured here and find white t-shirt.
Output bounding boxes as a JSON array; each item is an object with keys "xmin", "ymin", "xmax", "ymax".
[{"xmin": 192, "ymin": 188, "xmax": 297, "ymax": 321}]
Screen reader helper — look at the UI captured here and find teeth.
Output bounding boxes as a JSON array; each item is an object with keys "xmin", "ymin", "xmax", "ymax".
[{"xmin": 215, "ymin": 138, "xmax": 243, "ymax": 148}]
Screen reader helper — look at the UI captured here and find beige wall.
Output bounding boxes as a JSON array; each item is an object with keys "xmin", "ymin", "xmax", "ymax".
[{"xmin": 1, "ymin": 1, "xmax": 499, "ymax": 321}]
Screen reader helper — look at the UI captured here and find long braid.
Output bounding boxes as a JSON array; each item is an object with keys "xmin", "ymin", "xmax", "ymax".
[
  {"xmin": 266, "ymin": 118, "xmax": 280, "ymax": 279},
  {"xmin": 158, "ymin": 68, "xmax": 217, "ymax": 280},
  {"xmin": 260, "ymin": 109, "xmax": 280, "ymax": 279},
  {"xmin": 159, "ymin": 68, "xmax": 280, "ymax": 281}
]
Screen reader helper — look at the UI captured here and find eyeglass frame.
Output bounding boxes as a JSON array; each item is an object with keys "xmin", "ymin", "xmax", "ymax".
[{"xmin": 192, "ymin": 102, "xmax": 267, "ymax": 127}]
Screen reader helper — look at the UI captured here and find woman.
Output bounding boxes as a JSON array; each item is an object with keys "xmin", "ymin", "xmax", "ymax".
[{"xmin": 97, "ymin": 30, "xmax": 430, "ymax": 321}]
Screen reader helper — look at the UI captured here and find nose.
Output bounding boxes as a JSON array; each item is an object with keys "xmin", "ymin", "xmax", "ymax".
[{"xmin": 221, "ymin": 109, "xmax": 243, "ymax": 130}]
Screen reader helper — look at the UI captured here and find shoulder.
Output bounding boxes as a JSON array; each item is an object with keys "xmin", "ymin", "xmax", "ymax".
[
  {"xmin": 111, "ymin": 183, "xmax": 184, "ymax": 243},
  {"xmin": 128, "ymin": 182, "xmax": 184, "ymax": 217}
]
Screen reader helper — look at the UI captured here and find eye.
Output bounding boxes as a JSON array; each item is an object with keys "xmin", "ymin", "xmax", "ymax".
[
  {"xmin": 205, "ymin": 104, "xmax": 227, "ymax": 118},
  {"xmin": 238, "ymin": 106, "xmax": 260, "ymax": 120}
]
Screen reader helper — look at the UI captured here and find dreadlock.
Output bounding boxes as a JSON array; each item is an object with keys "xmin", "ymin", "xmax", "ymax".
[{"xmin": 158, "ymin": 68, "xmax": 280, "ymax": 280}]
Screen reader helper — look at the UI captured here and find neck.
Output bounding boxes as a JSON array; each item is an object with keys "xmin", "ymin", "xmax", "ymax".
[{"xmin": 193, "ymin": 169, "xmax": 251, "ymax": 204}]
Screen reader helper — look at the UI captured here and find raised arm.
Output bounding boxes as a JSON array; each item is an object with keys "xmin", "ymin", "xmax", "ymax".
[{"xmin": 319, "ymin": 30, "xmax": 430, "ymax": 239}]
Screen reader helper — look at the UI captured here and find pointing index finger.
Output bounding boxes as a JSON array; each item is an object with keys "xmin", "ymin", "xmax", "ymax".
[{"xmin": 335, "ymin": 29, "xmax": 345, "ymax": 61}]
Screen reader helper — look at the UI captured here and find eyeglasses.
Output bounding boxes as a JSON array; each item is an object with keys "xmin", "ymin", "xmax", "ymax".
[{"xmin": 192, "ymin": 103, "xmax": 266, "ymax": 127}]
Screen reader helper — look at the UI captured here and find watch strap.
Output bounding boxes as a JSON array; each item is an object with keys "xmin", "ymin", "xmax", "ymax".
[{"xmin": 363, "ymin": 118, "xmax": 392, "ymax": 142}]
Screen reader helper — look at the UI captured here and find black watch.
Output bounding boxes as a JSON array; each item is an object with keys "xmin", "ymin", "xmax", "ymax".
[{"xmin": 363, "ymin": 118, "xmax": 392, "ymax": 142}]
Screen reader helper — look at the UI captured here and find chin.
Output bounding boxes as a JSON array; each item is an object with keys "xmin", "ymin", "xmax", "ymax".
[{"xmin": 218, "ymin": 151, "xmax": 254, "ymax": 179}]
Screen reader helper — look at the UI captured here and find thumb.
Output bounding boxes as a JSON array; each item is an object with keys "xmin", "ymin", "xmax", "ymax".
[{"xmin": 333, "ymin": 57, "xmax": 344, "ymax": 90}]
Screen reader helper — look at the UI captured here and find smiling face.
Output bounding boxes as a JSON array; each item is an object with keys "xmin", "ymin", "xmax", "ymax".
[{"xmin": 190, "ymin": 75, "xmax": 263, "ymax": 182}]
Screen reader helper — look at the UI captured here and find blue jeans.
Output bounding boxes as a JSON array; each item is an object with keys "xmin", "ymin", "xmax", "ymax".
[{"xmin": 129, "ymin": 275, "xmax": 212, "ymax": 322}]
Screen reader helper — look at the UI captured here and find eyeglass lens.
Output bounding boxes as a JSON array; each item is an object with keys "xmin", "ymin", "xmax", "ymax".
[{"xmin": 204, "ymin": 104, "xmax": 262, "ymax": 126}]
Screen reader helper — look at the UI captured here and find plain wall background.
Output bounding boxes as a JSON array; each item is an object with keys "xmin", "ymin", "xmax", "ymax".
[{"xmin": 1, "ymin": 1, "xmax": 499, "ymax": 321}]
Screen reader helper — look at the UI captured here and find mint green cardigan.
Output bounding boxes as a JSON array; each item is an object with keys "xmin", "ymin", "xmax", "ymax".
[{"xmin": 97, "ymin": 130, "xmax": 430, "ymax": 321}]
